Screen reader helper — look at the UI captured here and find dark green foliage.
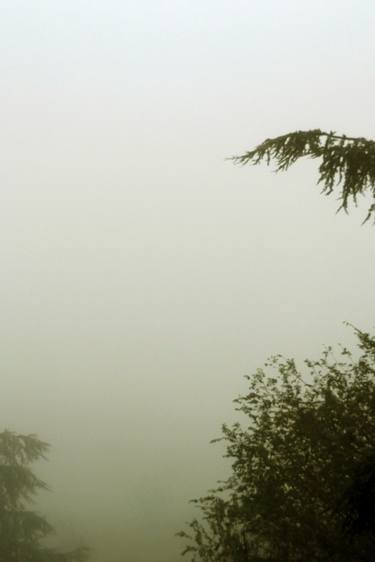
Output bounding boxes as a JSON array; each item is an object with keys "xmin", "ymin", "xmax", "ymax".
[
  {"xmin": 233, "ymin": 130, "xmax": 375, "ymax": 222},
  {"xmin": 0, "ymin": 430, "xmax": 89, "ymax": 562},
  {"xmin": 179, "ymin": 328, "xmax": 375, "ymax": 561},
  {"xmin": 340, "ymin": 453, "xmax": 375, "ymax": 537}
]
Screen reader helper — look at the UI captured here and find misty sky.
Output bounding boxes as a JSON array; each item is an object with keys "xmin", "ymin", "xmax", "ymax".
[{"xmin": 1, "ymin": 1, "xmax": 375, "ymax": 560}]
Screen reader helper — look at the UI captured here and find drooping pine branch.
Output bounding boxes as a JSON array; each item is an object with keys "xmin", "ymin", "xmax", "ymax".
[{"xmin": 233, "ymin": 130, "xmax": 375, "ymax": 222}]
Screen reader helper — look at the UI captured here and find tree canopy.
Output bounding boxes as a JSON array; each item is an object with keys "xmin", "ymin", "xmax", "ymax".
[
  {"xmin": 179, "ymin": 327, "xmax": 375, "ymax": 561},
  {"xmin": 0, "ymin": 430, "xmax": 89, "ymax": 562},
  {"xmin": 233, "ymin": 130, "xmax": 375, "ymax": 222}
]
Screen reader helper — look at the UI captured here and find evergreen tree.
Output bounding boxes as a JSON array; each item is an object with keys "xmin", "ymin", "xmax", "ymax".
[
  {"xmin": 0, "ymin": 430, "xmax": 88, "ymax": 562},
  {"xmin": 233, "ymin": 130, "xmax": 375, "ymax": 222}
]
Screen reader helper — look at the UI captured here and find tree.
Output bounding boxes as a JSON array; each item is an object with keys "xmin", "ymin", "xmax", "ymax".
[
  {"xmin": 232, "ymin": 130, "xmax": 375, "ymax": 222},
  {"xmin": 0, "ymin": 430, "xmax": 89, "ymax": 562},
  {"xmin": 179, "ymin": 327, "xmax": 375, "ymax": 561},
  {"xmin": 232, "ymin": 128, "xmax": 375, "ymax": 540}
]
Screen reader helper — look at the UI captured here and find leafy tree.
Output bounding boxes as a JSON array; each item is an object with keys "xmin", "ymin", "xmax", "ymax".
[
  {"xmin": 233, "ymin": 130, "xmax": 375, "ymax": 222},
  {"xmin": 179, "ymin": 327, "xmax": 375, "ymax": 561},
  {"xmin": 0, "ymin": 430, "xmax": 89, "ymax": 562}
]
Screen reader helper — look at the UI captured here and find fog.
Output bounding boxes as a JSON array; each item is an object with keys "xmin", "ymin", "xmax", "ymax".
[{"xmin": 1, "ymin": 1, "xmax": 375, "ymax": 560}]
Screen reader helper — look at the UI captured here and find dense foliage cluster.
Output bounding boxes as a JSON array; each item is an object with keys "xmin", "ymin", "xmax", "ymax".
[
  {"xmin": 0, "ymin": 430, "xmax": 88, "ymax": 562},
  {"xmin": 233, "ymin": 130, "xmax": 375, "ymax": 222},
  {"xmin": 179, "ymin": 328, "xmax": 375, "ymax": 561}
]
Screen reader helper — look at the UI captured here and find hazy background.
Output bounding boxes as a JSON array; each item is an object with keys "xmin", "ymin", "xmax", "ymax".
[{"xmin": 1, "ymin": 1, "xmax": 374, "ymax": 560}]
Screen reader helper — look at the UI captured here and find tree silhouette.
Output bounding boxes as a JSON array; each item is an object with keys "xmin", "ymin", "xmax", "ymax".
[
  {"xmin": 179, "ymin": 328, "xmax": 375, "ymax": 561},
  {"xmin": 0, "ymin": 430, "xmax": 88, "ymax": 562}
]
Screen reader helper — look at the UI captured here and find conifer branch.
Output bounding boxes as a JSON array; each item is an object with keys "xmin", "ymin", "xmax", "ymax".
[{"xmin": 232, "ymin": 130, "xmax": 375, "ymax": 222}]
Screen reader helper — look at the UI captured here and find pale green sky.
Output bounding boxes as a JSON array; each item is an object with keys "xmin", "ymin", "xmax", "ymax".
[{"xmin": 1, "ymin": 1, "xmax": 375, "ymax": 561}]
